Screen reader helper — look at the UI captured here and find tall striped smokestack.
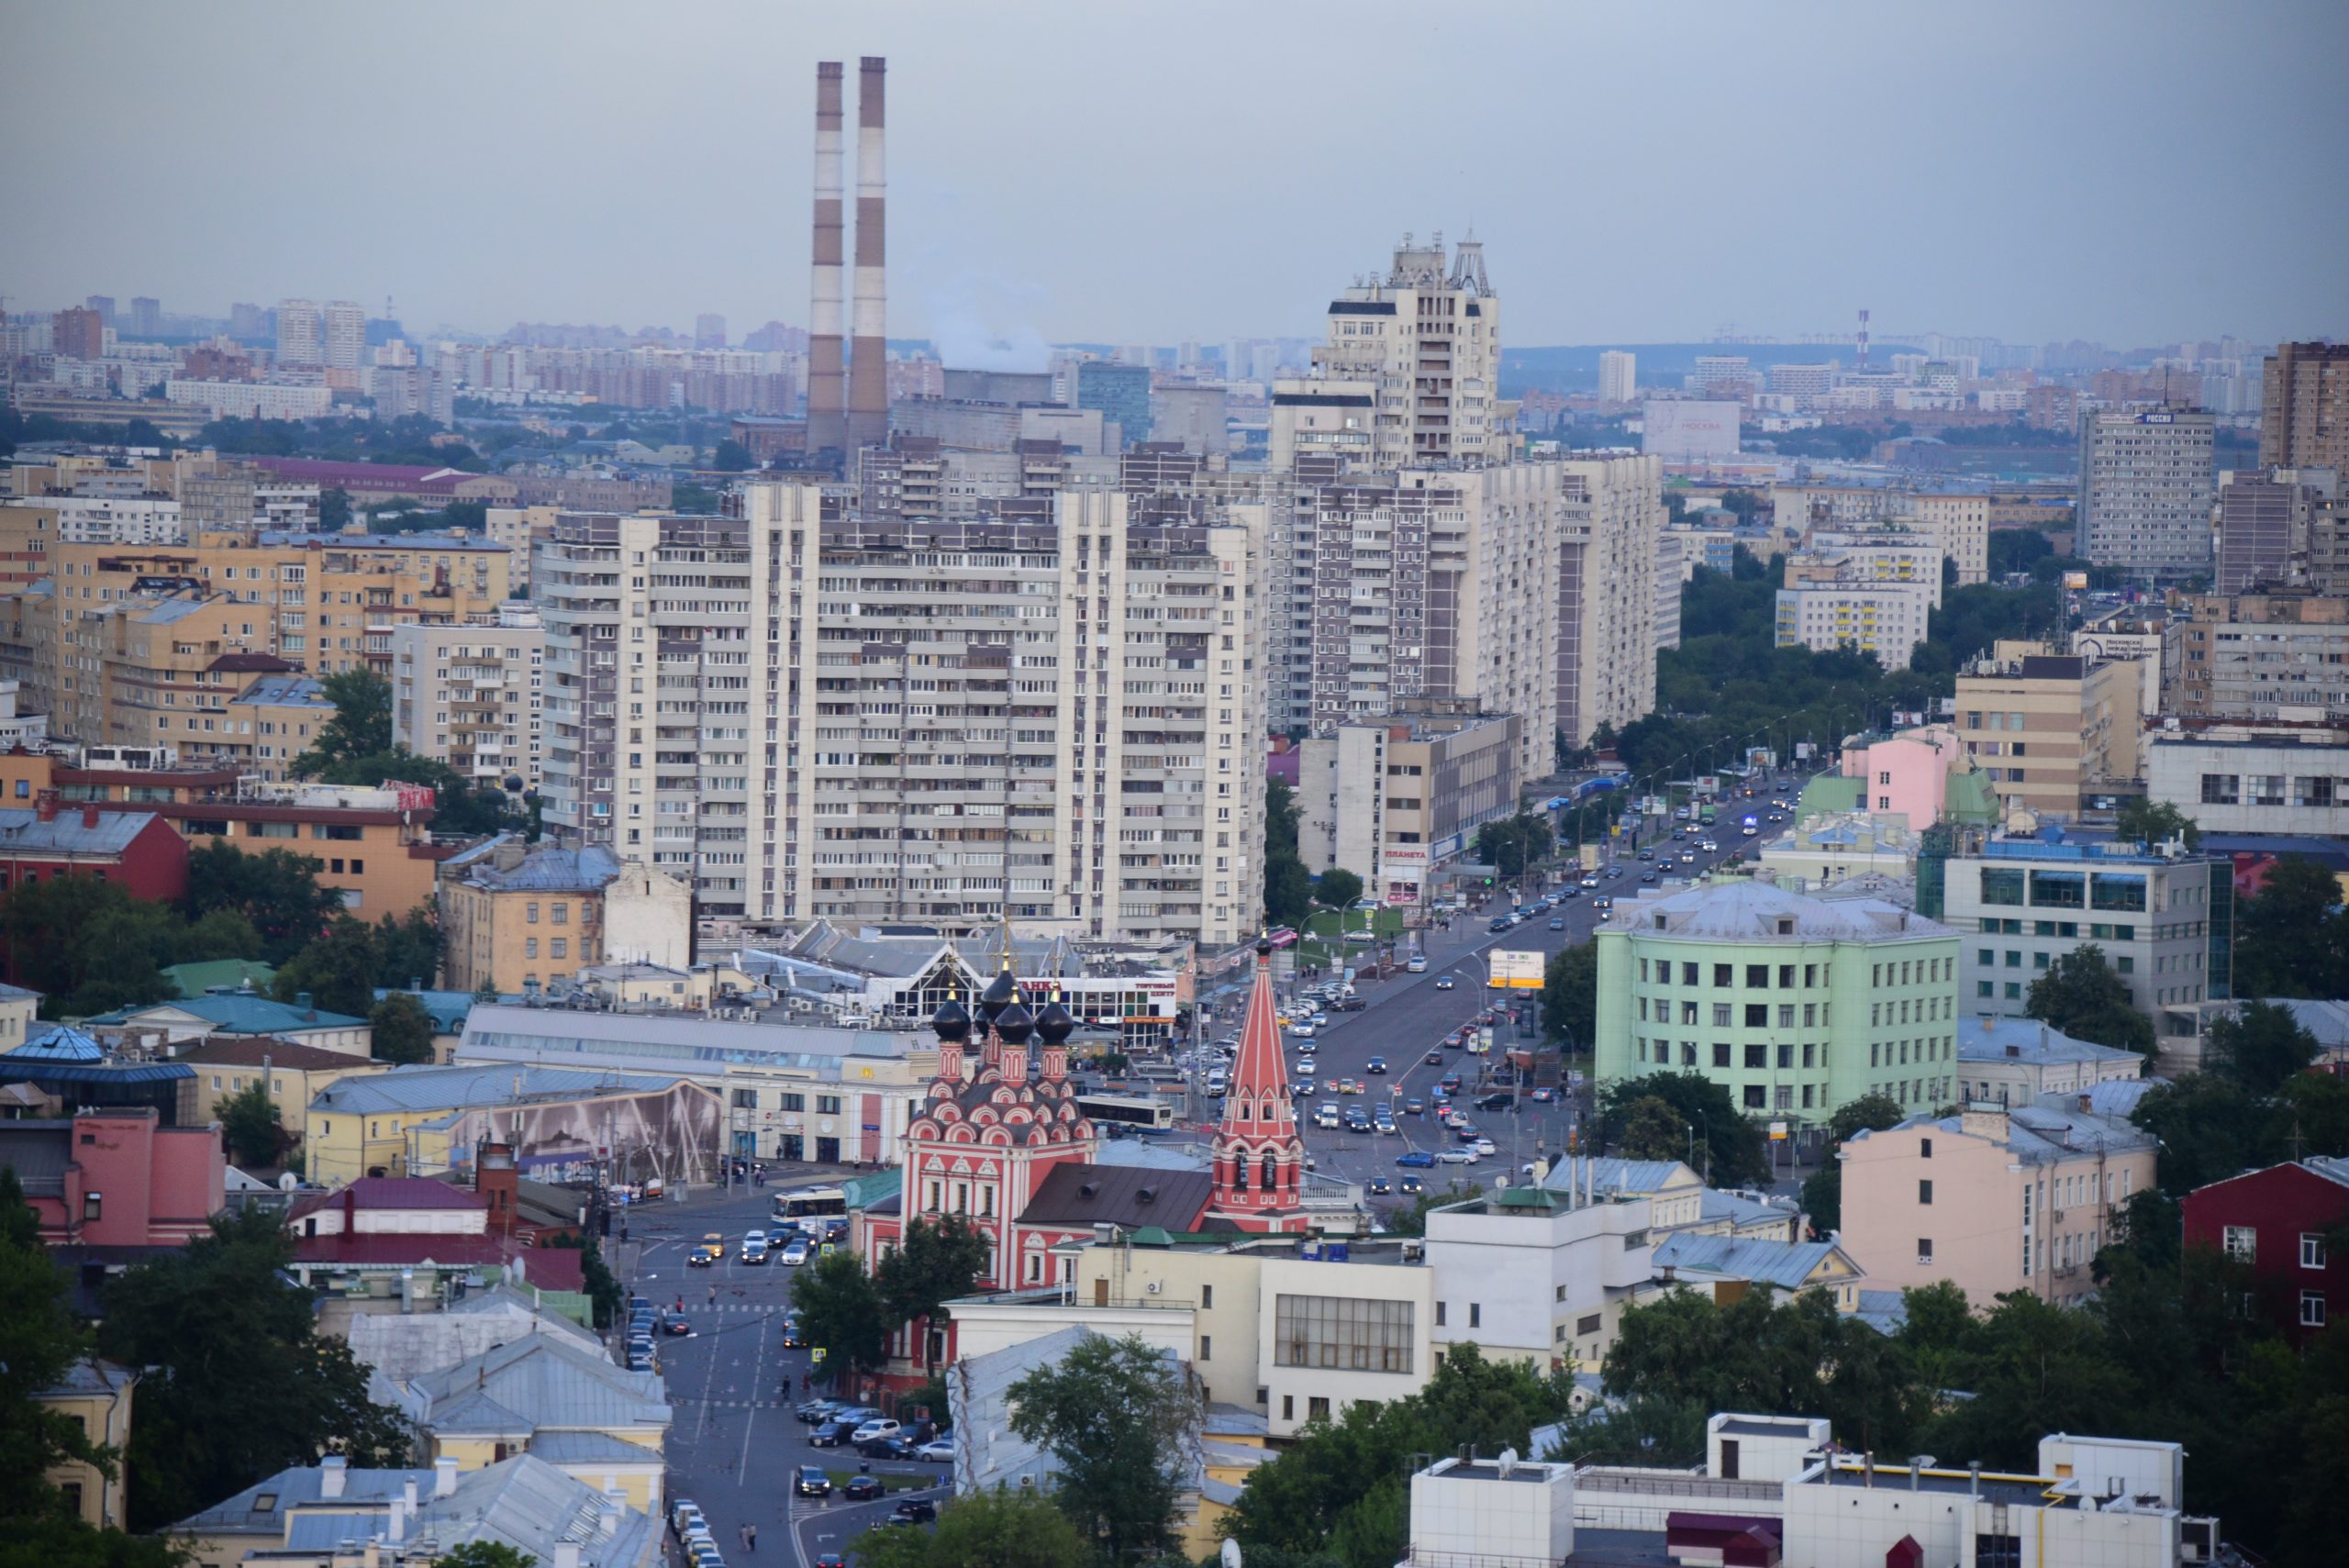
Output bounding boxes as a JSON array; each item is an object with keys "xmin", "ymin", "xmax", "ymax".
[
  {"xmin": 845, "ymin": 55, "xmax": 888, "ymax": 451},
  {"xmin": 807, "ymin": 61, "xmax": 847, "ymax": 453}
]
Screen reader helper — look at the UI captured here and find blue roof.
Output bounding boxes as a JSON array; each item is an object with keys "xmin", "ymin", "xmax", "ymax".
[
  {"xmin": 235, "ymin": 673, "xmax": 331, "ymax": 708},
  {"xmin": 87, "ymin": 994, "xmax": 366, "ymax": 1034},
  {"xmin": 10, "ymin": 1025, "xmax": 106, "ymax": 1062},
  {"xmin": 1653, "ymin": 1232, "xmax": 1848, "ymax": 1292},
  {"xmin": 376, "ymin": 989, "xmax": 479, "ymax": 1033}
]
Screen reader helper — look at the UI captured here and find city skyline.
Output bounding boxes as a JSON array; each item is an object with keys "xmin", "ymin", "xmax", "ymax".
[{"xmin": 6, "ymin": 0, "xmax": 2344, "ymax": 352}]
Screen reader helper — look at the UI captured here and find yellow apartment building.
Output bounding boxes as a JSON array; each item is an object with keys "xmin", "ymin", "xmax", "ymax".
[
  {"xmin": 35, "ymin": 1362, "xmax": 137, "ymax": 1529},
  {"xmin": 178, "ymin": 1036, "xmax": 387, "ymax": 1130}
]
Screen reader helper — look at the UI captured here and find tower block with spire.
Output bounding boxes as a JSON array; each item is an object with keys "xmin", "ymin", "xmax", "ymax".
[{"xmin": 1203, "ymin": 938, "xmax": 1309, "ymax": 1233}]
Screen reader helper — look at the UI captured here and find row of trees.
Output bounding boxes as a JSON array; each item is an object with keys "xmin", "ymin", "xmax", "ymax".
[{"xmin": 1259, "ymin": 780, "xmax": 1365, "ymax": 928}]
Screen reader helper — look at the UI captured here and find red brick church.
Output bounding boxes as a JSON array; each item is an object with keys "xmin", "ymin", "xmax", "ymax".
[{"xmin": 861, "ymin": 937, "xmax": 1308, "ymax": 1376}]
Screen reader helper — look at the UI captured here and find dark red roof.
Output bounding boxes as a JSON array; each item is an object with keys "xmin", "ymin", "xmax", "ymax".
[
  {"xmin": 251, "ymin": 457, "xmax": 471, "ymax": 492},
  {"xmin": 285, "ymin": 1177, "xmax": 489, "ymax": 1222},
  {"xmin": 180, "ymin": 1037, "xmax": 373, "ymax": 1072},
  {"xmin": 289, "ymin": 1232, "xmax": 514, "ymax": 1267}
]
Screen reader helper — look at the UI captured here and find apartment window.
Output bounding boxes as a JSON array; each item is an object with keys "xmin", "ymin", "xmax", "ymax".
[
  {"xmin": 1468, "ymin": 1304, "xmax": 1480, "ymax": 1329},
  {"xmin": 1282, "ymin": 1395, "xmax": 1294, "ymax": 1421},
  {"xmin": 1743, "ymin": 1085, "xmax": 1765, "ymax": 1108},
  {"xmin": 551, "ymin": 939, "xmax": 566, "ymax": 960},
  {"xmin": 1919, "ymin": 1180, "xmax": 1933, "ymax": 1206},
  {"xmin": 1713, "ymin": 963, "xmax": 1733, "ymax": 987},
  {"xmin": 1777, "ymin": 1042, "xmax": 1794, "ymax": 1069},
  {"xmin": 781, "ymin": 1093, "xmax": 807, "ymax": 1111},
  {"xmin": 1712, "ymin": 1003, "xmax": 1732, "ymax": 1028},
  {"xmin": 1712, "ymin": 1042, "xmax": 1731, "ymax": 1068},
  {"xmin": 1803, "ymin": 1002, "xmax": 1817, "ymax": 1027},
  {"xmin": 552, "ymin": 903, "xmax": 569, "ymax": 924},
  {"xmin": 1308, "ymin": 1396, "xmax": 1330, "ymax": 1422},
  {"xmin": 1746, "ymin": 964, "xmax": 1768, "ymax": 988},
  {"xmin": 817, "ymin": 1095, "xmax": 842, "ymax": 1115},
  {"xmin": 1744, "ymin": 1004, "xmax": 1767, "ymax": 1028},
  {"xmin": 527, "ymin": 902, "xmax": 540, "ymax": 923},
  {"xmin": 1917, "ymin": 1238, "xmax": 1933, "ymax": 1263},
  {"xmin": 2303, "ymin": 1234, "xmax": 2328, "ymax": 1270},
  {"xmin": 524, "ymin": 939, "xmax": 538, "ymax": 959},
  {"xmin": 2200, "ymin": 773, "xmax": 2240, "ymax": 805},
  {"xmin": 1743, "ymin": 1043, "xmax": 1766, "ymax": 1069},
  {"xmin": 2222, "ymin": 1226, "xmax": 2256, "ymax": 1263},
  {"xmin": 1434, "ymin": 1302, "xmax": 1446, "ymax": 1327},
  {"xmin": 1199, "ymin": 1335, "xmax": 1211, "ymax": 1362},
  {"xmin": 731, "ymin": 1088, "xmax": 758, "ymax": 1109},
  {"xmin": 1202, "ymin": 1284, "xmax": 1213, "ymax": 1308},
  {"xmin": 1920, "ymin": 1138, "xmax": 1932, "ymax": 1159},
  {"xmin": 83, "ymin": 1192, "xmax": 102, "ymax": 1221},
  {"xmin": 2303, "ymin": 1293, "xmax": 2330, "ymax": 1329}
]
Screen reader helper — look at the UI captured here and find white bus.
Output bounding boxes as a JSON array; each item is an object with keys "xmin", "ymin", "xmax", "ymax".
[
  {"xmin": 1075, "ymin": 1094, "xmax": 1177, "ymax": 1133},
  {"xmin": 771, "ymin": 1185, "xmax": 847, "ymax": 1227}
]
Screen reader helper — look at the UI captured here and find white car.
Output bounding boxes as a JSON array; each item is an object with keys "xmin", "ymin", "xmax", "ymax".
[
  {"xmin": 780, "ymin": 1236, "xmax": 812, "ymax": 1265},
  {"xmin": 1297, "ymin": 1059, "xmax": 1317, "ymax": 1077},
  {"xmin": 1474, "ymin": 1137, "xmax": 1497, "ymax": 1156},
  {"xmin": 1289, "ymin": 1021, "xmax": 1317, "ymax": 1039},
  {"xmin": 1742, "ymin": 826, "xmax": 1758, "ymax": 837},
  {"xmin": 916, "ymin": 1438, "xmax": 955, "ymax": 1462},
  {"xmin": 1406, "ymin": 956, "xmax": 1428, "ymax": 973},
  {"xmin": 1436, "ymin": 1147, "xmax": 1478, "ymax": 1165},
  {"xmin": 852, "ymin": 1418, "xmax": 903, "ymax": 1444},
  {"xmin": 1699, "ymin": 840, "xmax": 1719, "ymax": 852}
]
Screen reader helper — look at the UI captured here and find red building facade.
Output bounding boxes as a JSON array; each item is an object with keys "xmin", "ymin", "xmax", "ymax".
[
  {"xmin": 0, "ymin": 799, "xmax": 188, "ymax": 905},
  {"xmin": 2182, "ymin": 1156, "xmax": 2349, "ymax": 1345}
]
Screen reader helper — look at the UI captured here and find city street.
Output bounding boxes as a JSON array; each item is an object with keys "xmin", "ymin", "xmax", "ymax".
[{"xmin": 613, "ymin": 1185, "xmax": 947, "ymax": 1568}]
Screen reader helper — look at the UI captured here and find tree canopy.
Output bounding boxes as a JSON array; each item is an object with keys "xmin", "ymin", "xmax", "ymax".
[
  {"xmin": 2233, "ymin": 855, "xmax": 2349, "ymax": 998},
  {"xmin": 2112, "ymin": 797, "xmax": 2200, "ymax": 850},
  {"xmin": 96, "ymin": 1207, "xmax": 409, "ymax": 1530},
  {"xmin": 181, "ymin": 841, "xmax": 345, "ymax": 964},
  {"xmin": 875, "ymin": 1215, "xmax": 991, "ymax": 1332},
  {"xmin": 1313, "ymin": 867, "xmax": 1364, "ymax": 911},
  {"xmin": 849, "ymin": 1485, "xmax": 1091, "ymax": 1568},
  {"xmin": 1539, "ymin": 940, "xmax": 1597, "ymax": 1049},
  {"xmin": 2025, "ymin": 944, "xmax": 2154, "ymax": 1057},
  {"xmin": 1008, "ymin": 1332, "xmax": 1202, "ymax": 1564},
  {"xmin": 1593, "ymin": 1072, "xmax": 1771, "ymax": 1187},
  {"xmin": 789, "ymin": 1249, "xmax": 892, "ymax": 1383},
  {"xmin": 1475, "ymin": 812, "xmax": 1553, "ymax": 879}
]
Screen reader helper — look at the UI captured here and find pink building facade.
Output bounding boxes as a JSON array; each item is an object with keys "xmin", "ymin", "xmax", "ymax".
[
  {"xmin": 0, "ymin": 1109, "xmax": 224, "ymax": 1246},
  {"xmin": 1838, "ymin": 1102, "xmax": 2154, "ymax": 1308},
  {"xmin": 1842, "ymin": 725, "xmax": 1966, "ymax": 827}
]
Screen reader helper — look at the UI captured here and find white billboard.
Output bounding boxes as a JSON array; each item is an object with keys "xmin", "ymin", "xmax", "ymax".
[
  {"xmin": 1488, "ymin": 950, "xmax": 1547, "ymax": 989},
  {"xmin": 1642, "ymin": 400, "xmax": 1742, "ymax": 461}
]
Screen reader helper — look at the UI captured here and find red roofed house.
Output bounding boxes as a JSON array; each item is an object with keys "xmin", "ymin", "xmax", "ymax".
[
  {"xmin": 0, "ymin": 798, "xmax": 188, "ymax": 907},
  {"xmin": 2182, "ymin": 1154, "xmax": 2349, "ymax": 1345},
  {"xmin": 284, "ymin": 1176, "xmax": 582, "ymax": 1308},
  {"xmin": 249, "ymin": 456, "xmax": 518, "ymax": 506}
]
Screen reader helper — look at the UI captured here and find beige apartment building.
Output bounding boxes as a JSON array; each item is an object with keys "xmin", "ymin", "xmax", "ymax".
[
  {"xmin": 43, "ymin": 525, "xmax": 510, "ymax": 683},
  {"xmin": 1840, "ymin": 1101, "xmax": 2154, "ymax": 1309},
  {"xmin": 1294, "ymin": 705, "xmax": 1520, "ymax": 903},
  {"xmin": 483, "ymin": 504, "xmax": 560, "ymax": 595},
  {"xmin": 2261, "ymin": 340, "xmax": 2349, "ymax": 473},
  {"xmin": 2166, "ymin": 591, "xmax": 2349, "ymax": 722},
  {"xmin": 538, "ymin": 483, "xmax": 1266, "ymax": 948},
  {"xmin": 391, "ymin": 605, "xmax": 546, "ymax": 792},
  {"xmin": 1773, "ymin": 485, "xmax": 1990, "ymax": 585},
  {"xmin": 1310, "ymin": 235, "xmax": 1503, "ymax": 469},
  {"xmin": 437, "ymin": 839, "xmax": 692, "ymax": 996},
  {"xmin": 1954, "ymin": 641, "xmax": 2144, "ymax": 818},
  {"xmin": 1775, "ymin": 531, "xmax": 1942, "ymax": 667},
  {"xmin": 220, "ymin": 671, "xmax": 334, "ymax": 780}
]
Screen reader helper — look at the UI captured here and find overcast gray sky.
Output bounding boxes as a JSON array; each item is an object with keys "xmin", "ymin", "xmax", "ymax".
[{"xmin": 6, "ymin": 0, "xmax": 2344, "ymax": 350}]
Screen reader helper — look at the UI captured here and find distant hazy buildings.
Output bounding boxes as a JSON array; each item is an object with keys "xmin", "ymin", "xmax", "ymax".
[{"xmin": 2076, "ymin": 409, "xmax": 2216, "ymax": 579}]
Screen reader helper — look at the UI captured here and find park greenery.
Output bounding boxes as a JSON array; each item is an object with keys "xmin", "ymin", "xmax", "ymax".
[
  {"xmin": 1008, "ymin": 1333, "xmax": 1202, "ymax": 1563},
  {"xmin": 1263, "ymin": 779, "xmax": 1312, "ymax": 928}
]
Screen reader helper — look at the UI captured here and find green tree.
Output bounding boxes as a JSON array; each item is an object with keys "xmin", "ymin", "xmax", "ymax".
[
  {"xmin": 876, "ymin": 1215, "xmax": 992, "ymax": 1340},
  {"xmin": 317, "ymin": 487, "xmax": 352, "ymax": 528},
  {"xmin": 371, "ymin": 907, "xmax": 445, "ymax": 994},
  {"xmin": 711, "ymin": 438, "xmax": 753, "ymax": 472},
  {"xmin": 273, "ymin": 917, "xmax": 382, "ymax": 1018},
  {"xmin": 2132, "ymin": 1073, "xmax": 2272, "ymax": 1196},
  {"xmin": 293, "ymin": 668, "xmax": 394, "ymax": 775},
  {"xmin": 1264, "ymin": 780, "xmax": 1300, "ymax": 860},
  {"xmin": 0, "ymin": 876, "xmax": 178, "ymax": 1018},
  {"xmin": 848, "ymin": 1485, "xmax": 1091, "ymax": 1568},
  {"xmin": 1595, "ymin": 1073, "xmax": 1770, "ymax": 1186},
  {"xmin": 2234, "ymin": 855, "xmax": 2349, "ymax": 998},
  {"xmin": 0, "ymin": 1171, "xmax": 114, "ymax": 1525},
  {"xmin": 217, "ymin": 1080, "xmax": 287, "ymax": 1166},
  {"xmin": 1611, "ymin": 1095, "xmax": 1689, "ymax": 1162},
  {"xmin": 2206, "ymin": 999, "xmax": 2320, "ymax": 1095},
  {"xmin": 180, "ymin": 841, "xmax": 343, "ymax": 964},
  {"xmin": 2112, "ymin": 797, "xmax": 2201, "ymax": 850},
  {"xmin": 548, "ymin": 1234, "xmax": 623, "ymax": 1330},
  {"xmin": 790, "ymin": 1249, "xmax": 892, "ymax": 1383},
  {"xmin": 1008, "ymin": 1331, "xmax": 1202, "ymax": 1563},
  {"xmin": 1313, "ymin": 868, "xmax": 1364, "ymax": 911},
  {"xmin": 97, "ymin": 1207, "xmax": 409, "ymax": 1530},
  {"xmin": 1539, "ymin": 940, "xmax": 1597, "ymax": 1047},
  {"xmin": 1475, "ymin": 812, "xmax": 1555, "ymax": 880},
  {"xmin": 368, "ymin": 992, "xmax": 438, "ymax": 1065},
  {"xmin": 1799, "ymin": 1092, "xmax": 1906, "ymax": 1234},
  {"xmin": 1264, "ymin": 855, "xmax": 1312, "ymax": 929},
  {"xmin": 2024, "ymin": 944, "xmax": 2155, "ymax": 1057},
  {"xmin": 431, "ymin": 1546, "xmax": 537, "ymax": 1568}
]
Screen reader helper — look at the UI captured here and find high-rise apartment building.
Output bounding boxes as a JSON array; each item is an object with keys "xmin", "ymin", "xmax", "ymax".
[
  {"xmin": 1277, "ymin": 454, "xmax": 1661, "ymax": 775},
  {"xmin": 2167, "ymin": 592, "xmax": 2349, "ymax": 722},
  {"xmin": 1598, "ymin": 350, "xmax": 1637, "ymax": 405},
  {"xmin": 1310, "ymin": 235, "xmax": 1501, "ymax": 468},
  {"xmin": 536, "ymin": 484, "xmax": 1264, "ymax": 946},
  {"xmin": 1953, "ymin": 644, "xmax": 2144, "ymax": 819},
  {"xmin": 321, "ymin": 302, "xmax": 366, "ymax": 373},
  {"xmin": 391, "ymin": 605, "xmax": 547, "ymax": 794},
  {"xmin": 275, "ymin": 299, "xmax": 323, "ymax": 366},
  {"xmin": 1775, "ymin": 530, "xmax": 1943, "ymax": 667},
  {"xmin": 83, "ymin": 295, "xmax": 116, "ymax": 327},
  {"xmin": 1773, "ymin": 485, "xmax": 1989, "ymax": 585},
  {"xmin": 2076, "ymin": 409, "xmax": 2216, "ymax": 578},
  {"xmin": 695, "ymin": 313, "xmax": 728, "ymax": 351},
  {"xmin": 50, "ymin": 307, "xmax": 104, "ymax": 361},
  {"xmin": 2260, "ymin": 342, "xmax": 2349, "ymax": 473},
  {"xmin": 127, "ymin": 297, "xmax": 161, "ymax": 338}
]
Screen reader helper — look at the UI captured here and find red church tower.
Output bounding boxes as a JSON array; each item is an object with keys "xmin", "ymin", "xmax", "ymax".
[{"xmin": 1202, "ymin": 937, "xmax": 1308, "ymax": 1232}]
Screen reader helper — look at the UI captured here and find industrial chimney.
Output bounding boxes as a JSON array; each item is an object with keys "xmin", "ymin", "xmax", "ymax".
[
  {"xmin": 807, "ymin": 61, "xmax": 848, "ymax": 454},
  {"xmin": 845, "ymin": 56, "xmax": 889, "ymax": 452}
]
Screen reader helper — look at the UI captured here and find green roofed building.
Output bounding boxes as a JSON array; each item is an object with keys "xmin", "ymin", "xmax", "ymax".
[{"xmin": 161, "ymin": 959, "xmax": 277, "ymax": 1000}]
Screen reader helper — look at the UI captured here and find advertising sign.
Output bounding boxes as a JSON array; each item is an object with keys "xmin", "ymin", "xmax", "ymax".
[
  {"xmin": 1579, "ymin": 844, "xmax": 1600, "ymax": 871},
  {"xmin": 1488, "ymin": 950, "xmax": 1546, "ymax": 989},
  {"xmin": 2062, "ymin": 571, "xmax": 2089, "ymax": 590}
]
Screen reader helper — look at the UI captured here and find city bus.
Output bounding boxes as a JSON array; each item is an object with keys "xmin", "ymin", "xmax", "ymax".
[
  {"xmin": 1075, "ymin": 1094, "xmax": 1177, "ymax": 1133},
  {"xmin": 770, "ymin": 1185, "xmax": 848, "ymax": 1227}
]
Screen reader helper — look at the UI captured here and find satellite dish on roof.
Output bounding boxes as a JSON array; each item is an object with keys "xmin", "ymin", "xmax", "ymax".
[{"xmin": 1220, "ymin": 1541, "xmax": 1243, "ymax": 1568}]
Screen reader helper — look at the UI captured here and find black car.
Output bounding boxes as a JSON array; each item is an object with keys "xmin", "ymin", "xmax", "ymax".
[
  {"xmin": 888, "ymin": 1498, "xmax": 939, "ymax": 1526},
  {"xmin": 810, "ymin": 1418, "xmax": 856, "ymax": 1447},
  {"xmin": 858, "ymin": 1435, "xmax": 919, "ymax": 1461},
  {"xmin": 1475, "ymin": 1091, "xmax": 1515, "ymax": 1111},
  {"xmin": 844, "ymin": 1474, "xmax": 883, "ymax": 1502},
  {"xmin": 660, "ymin": 1310, "xmax": 691, "ymax": 1337},
  {"xmin": 1487, "ymin": 917, "xmax": 1513, "ymax": 933},
  {"xmin": 796, "ymin": 1398, "xmax": 842, "ymax": 1423},
  {"xmin": 780, "ymin": 1316, "xmax": 807, "ymax": 1349},
  {"xmin": 796, "ymin": 1464, "xmax": 832, "ymax": 1497}
]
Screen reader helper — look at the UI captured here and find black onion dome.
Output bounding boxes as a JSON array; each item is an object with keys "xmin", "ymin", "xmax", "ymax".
[
  {"xmin": 994, "ymin": 998, "xmax": 1035, "ymax": 1047},
  {"xmin": 1255, "ymin": 934, "xmax": 1274, "ymax": 959},
  {"xmin": 931, "ymin": 992, "xmax": 971, "ymax": 1042},
  {"xmin": 978, "ymin": 966, "xmax": 1021, "ymax": 1024},
  {"xmin": 1034, "ymin": 992, "xmax": 1075, "ymax": 1046}
]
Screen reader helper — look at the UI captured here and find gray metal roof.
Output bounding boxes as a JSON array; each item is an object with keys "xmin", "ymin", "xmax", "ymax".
[
  {"xmin": 0, "ymin": 807, "xmax": 161, "ymax": 856},
  {"xmin": 235, "ymin": 673, "xmax": 331, "ymax": 708},
  {"xmin": 458, "ymin": 1003, "xmax": 918, "ymax": 1075},
  {"xmin": 1605, "ymin": 877, "xmax": 1952, "ymax": 943},
  {"xmin": 0, "ymin": 1122, "xmax": 72, "ymax": 1195},
  {"xmin": 348, "ymin": 1288, "xmax": 598, "ymax": 1385},
  {"xmin": 405, "ymin": 1335, "xmax": 670, "ymax": 1436},
  {"xmin": 308, "ymin": 1061, "xmax": 696, "ymax": 1116},
  {"xmin": 1954, "ymin": 1015, "xmax": 2143, "ymax": 1068},
  {"xmin": 450, "ymin": 842, "xmax": 622, "ymax": 893},
  {"xmin": 1539, "ymin": 1156, "xmax": 1697, "ymax": 1197},
  {"xmin": 1653, "ymin": 1233, "xmax": 1852, "ymax": 1292}
]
